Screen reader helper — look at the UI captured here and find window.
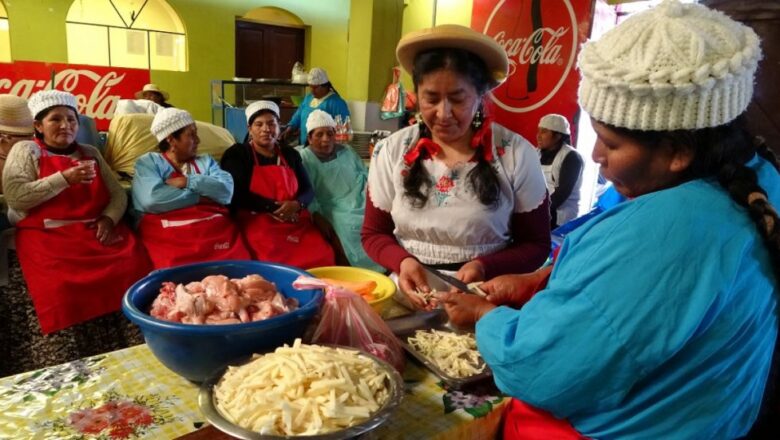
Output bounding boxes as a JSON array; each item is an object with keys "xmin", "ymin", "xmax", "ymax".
[
  {"xmin": 0, "ymin": 2, "xmax": 11, "ymax": 62},
  {"xmin": 66, "ymin": 0, "xmax": 187, "ymax": 71}
]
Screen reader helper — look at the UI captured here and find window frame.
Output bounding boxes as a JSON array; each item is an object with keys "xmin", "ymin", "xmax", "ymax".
[{"xmin": 65, "ymin": 0, "xmax": 187, "ymax": 71}]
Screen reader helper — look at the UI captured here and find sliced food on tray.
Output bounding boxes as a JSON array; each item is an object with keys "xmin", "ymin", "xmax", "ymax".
[
  {"xmin": 407, "ymin": 329, "xmax": 486, "ymax": 378},
  {"xmin": 214, "ymin": 339, "xmax": 392, "ymax": 436}
]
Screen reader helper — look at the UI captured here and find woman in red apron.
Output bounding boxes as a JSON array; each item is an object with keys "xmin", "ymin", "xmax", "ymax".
[
  {"xmin": 220, "ymin": 100, "xmax": 334, "ymax": 269},
  {"xmin": 1, "ymin": 90, "xmax": 151, "ymax": 371},
  {"xmin": 132, "ymin": 108, "xmax": 250, "ymax": 269}
]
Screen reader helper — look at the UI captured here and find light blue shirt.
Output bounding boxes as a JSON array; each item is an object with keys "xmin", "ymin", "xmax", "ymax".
[
  {"xmin": 477, "ymin": 155, "xmax": 779, "ymax": 439},
  {"xmin": 298, "ymin": 145, "xmax": 382, "ymax": 272},
  {"xmin": 288, "ymin": 93, "xmax": 350, "ymax": 146},
  {"xmin": 132, "ymin": 152, "xmax": 234, "ymax": 214}
]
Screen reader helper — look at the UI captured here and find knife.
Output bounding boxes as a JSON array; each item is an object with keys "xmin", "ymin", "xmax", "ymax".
[{"xmin": 421, "ymin": 264, "xmax": 485, "ymax": 296}]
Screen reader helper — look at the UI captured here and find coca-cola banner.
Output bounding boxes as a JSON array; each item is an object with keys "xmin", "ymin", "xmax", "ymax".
[
  {"xmin": 0, "ymin": 61, "xmax": 150, "ymax": 131},
  {"xmin": 472, "ymin": 0, "xmax": 594, "ymax": 144}
]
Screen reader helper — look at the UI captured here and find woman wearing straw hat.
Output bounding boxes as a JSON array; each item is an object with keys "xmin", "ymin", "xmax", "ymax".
[
  {"xmin": 0, "ymin": 95, "xmax": 34, "ymax": 195},
  {"xmin": 221, "ymin": 100, "xmax": 335, "ymax": 268},
  {"xmin": 283, "ymin": 67, "xmax": 350, "ymax": 146},
  {"xmin": 136, "ymin": 83, "xmax": 173, "ymax": 108},
  {"xmin": 298, "ymin": 109, "xmax": 382, "ymax": 272},
  {"xmin": 1, "ymin": 90, "xmax": 151, "ymax": 372},
  {"xmin": 132, "ymin": 108, "xmax": 250, "ymax": 269},
  {"xmin": 362, "ymin": 24, "xmax": 550, "ymax": 308},
  {"xmin": 536, "ymin": 113, "xmax": 583, "ymax": 227},
  {"xmin": 437, "ymin": 1, "xmax": 779, "ymax": 437}
]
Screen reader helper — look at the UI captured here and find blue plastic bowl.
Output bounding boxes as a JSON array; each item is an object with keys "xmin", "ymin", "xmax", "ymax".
[{"xmin": 122, "ymin": 260, "xmax": 322, "ymax": 382}]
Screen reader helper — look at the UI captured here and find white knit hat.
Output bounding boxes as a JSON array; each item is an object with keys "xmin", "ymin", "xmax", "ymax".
[
  {"xmin": 538, "ymin": 114, "xmax": 570, "ymax": 135},
  {"xmin": 578, "ymin": 0, "xmax": 762, "ymax": 131},
  {"xmin": 0, "ymin": 95, "xmax": 34, "ymax": 135},
  {"xmin": 306, "ymin": 109, "xmax": 336, "ymax": 134},
  {"xmin": 307, "ymin": 68, "xmax": 329, "ymax": 86},
  {"xmin": 151, "ymin": 108, "xmax": 194, "ymax": 142},
  {"xmin": 245, "ymin": 100, "xmax": 280, "ymax": 123},
  {"xmin": 28, "ymin": 90, "xmax": 79, "ymax": 119}
]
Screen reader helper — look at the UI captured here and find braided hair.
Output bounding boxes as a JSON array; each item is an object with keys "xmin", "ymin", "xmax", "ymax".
[
  {"xmin": 609, "ymin": 116, "xmax": 780, "ymax": 284},
  {"xmin": 403, "ymin": 48, "xmax": 500, "ymax": 209}
]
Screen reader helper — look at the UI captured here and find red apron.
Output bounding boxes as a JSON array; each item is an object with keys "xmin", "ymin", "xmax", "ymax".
[
  {"xmin": 503, "ymin": 399, "xmax": 588, "ymax": 439},
  {"xmin": 238, "ymin": 143, "xmax": 334, "ymax": 269},
  {"xmin": 139, "ymin": 155, "xmax": 250, "ymax": 269},
  {"xmin": 15, "ymin": 140, "xmax": 151, "ymax": 334}
]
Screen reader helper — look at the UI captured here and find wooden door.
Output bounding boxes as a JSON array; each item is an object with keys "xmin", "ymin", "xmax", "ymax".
[
  {"xmin": 702, "ymin": 1, "xmax": 780, "ymax": 156},
  {"xmin": 235, "ymin": 20, "xmax": 305, "ymax": 80}
]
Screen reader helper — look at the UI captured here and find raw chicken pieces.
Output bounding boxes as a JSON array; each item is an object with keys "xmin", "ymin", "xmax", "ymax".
[{"xmin": 150, "ymin": 274, "xmax": 298, "ymax": 325}]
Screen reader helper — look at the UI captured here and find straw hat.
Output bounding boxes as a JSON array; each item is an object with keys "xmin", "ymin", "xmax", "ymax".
[
  {"xmin": 0, "ymin": 95, "xmax": 34, "ymax": 135},
  {"xmin": 396, "ymin": 24, "xmax": 508, "ymax": 86},
  {"xmin": 135, "ymin": 83, "xmax": 170, "ymax": 101}
]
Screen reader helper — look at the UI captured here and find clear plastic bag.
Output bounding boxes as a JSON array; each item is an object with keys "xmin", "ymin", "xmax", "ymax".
[{"xmin": 293, "ymin": 276, "xmax": 405, "ymax": 372}]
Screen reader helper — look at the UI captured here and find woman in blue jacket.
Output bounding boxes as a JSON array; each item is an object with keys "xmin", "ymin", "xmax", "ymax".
[
  {"xmin": 438, "ymin": 2, "xmax": 780, "ymax": 438},
  {"xmin": 283, "ymin": 68, "xmax": 350, "ymax": 146},
  {"xmin": 132, "ymin": 108, "xmax": 249, "ymax": 268}
]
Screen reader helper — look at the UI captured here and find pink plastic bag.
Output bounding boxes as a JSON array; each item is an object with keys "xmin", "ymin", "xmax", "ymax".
[{"xmin": 293, "ymin": 276, "xmax": 405, "ymax": 372}]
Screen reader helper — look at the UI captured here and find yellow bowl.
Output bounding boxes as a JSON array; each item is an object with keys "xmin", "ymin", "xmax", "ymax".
[{"xmin": 307, "ymin": 266, "xmax": 396, "ymax": 316}]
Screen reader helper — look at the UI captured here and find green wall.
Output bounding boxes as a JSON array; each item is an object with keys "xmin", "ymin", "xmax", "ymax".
[
  {"xmin": 4, "ymin": 0, "xmax": 475, "ymax": 122},
  {"xmin": 5, "ymin": 0, "xmax": 351, "ymax": 122}
]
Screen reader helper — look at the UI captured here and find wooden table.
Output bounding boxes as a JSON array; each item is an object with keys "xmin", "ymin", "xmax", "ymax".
[{"xmin": 0, "ymin": 343, "xmax": 506, "ymax": 439}]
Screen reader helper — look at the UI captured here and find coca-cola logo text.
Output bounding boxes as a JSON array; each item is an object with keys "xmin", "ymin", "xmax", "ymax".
[
  {"xmin": 0, "ymin": 61, "xmax": 150, "ymax": 130},
  {"xmin": 494, "ymin": 27, "xmax": 568, "ymax": 73},
  {"xmin": 483, "ymin": 0, "xmax": 578, "ymax": 113}
]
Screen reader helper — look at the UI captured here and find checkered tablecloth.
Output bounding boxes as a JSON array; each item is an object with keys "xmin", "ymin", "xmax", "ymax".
[{"xmin": 0, "ymin": 344, "xmax": 505, "ymax": 439}]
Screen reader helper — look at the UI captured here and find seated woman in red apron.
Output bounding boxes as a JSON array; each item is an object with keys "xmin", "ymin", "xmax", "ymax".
[
  {"xmin": 220, "ymin": 100, "xmax": 334, "ymax": 269},
  {"xmin": 132, "ymin": 108, "xmax": 250, "ymax": 269},
  {"xmin": 1, "ymin": 90, "xmax": 152, "ymax": 368}
]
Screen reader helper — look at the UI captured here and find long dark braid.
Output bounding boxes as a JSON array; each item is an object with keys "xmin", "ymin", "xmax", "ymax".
[
  {"xmin": 402, "ymin": 123, "xmax": 433, "ymax": 209},
  {"xmin": 611, "ymin": 117, "xmax": 780, "ymax": 284}
]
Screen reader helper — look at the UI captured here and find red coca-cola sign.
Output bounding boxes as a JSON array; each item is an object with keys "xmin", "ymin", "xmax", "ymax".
[
  {"xmin": 0, "ymin": 61, "xmax": 150, "ymax": 131},
  {"xmin": 472, "ymin": 0, "xmax": 593, "ymax": 144}
]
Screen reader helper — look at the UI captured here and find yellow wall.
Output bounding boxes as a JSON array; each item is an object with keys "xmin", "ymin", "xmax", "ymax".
[
  {"xmin": 4, "ymin": 0, "xmax": 351, "ymax": 122},
  {"xmin": 346, "ymin": 0, "xmax": 404, "ymax": 103},
  {"xmin": 399, "ymin": 0, "xmax": 472, "ymax": 90}
]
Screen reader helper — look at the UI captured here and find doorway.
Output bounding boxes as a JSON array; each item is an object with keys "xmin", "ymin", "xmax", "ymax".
[{"xmin": 235, "ymin": 20, "xmax": 304, "ymax": 80}]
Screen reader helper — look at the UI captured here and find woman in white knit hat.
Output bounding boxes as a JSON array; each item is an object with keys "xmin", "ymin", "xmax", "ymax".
[
  {"xmin": 298, "ymin": 109, "xmax": 382, "ymax": 272},
  {"xmin": 221, "ymin": 100, "xmax": 335, "ymax": 268},
  {"xmin": 1, "ymin": 90, "xmax": 151, "ymax": 372},
  {"xmin": 364, "ymin": 24, "xmax": 550, "ymax": 308},
  {"xmin": 537, "ymin": 113, "xmax": 583, "ymax": 227},
  {"xmin": 438, "ymin": 1, "xmax": 779, "ymax": 438},
  {"xmin": 282, "ymin": 67, "xmax": 350, "ymax": 146},
  {"xmin": 131, "ymin": 108, "xmax": 249, "ymax": 269}
]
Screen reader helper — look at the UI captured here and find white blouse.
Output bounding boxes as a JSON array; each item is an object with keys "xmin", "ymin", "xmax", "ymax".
[{"xmin": 367, "ymin": 122, "xmax": 547, "ymax": 264}]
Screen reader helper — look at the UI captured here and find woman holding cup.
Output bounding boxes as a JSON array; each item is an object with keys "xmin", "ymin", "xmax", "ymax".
[{"xmin": 1, "ymin": 90, "xmax": 150, "ymax": 358}]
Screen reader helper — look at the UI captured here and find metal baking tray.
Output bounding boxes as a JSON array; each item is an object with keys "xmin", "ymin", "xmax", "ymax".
[{"xmin": 387, "ymin": 310, "xmax": 493, "ymax": 389}]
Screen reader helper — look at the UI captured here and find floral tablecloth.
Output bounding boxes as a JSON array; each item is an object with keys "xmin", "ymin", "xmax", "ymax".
[{"xmin": 0, "ymin": 344, "xmax": 506, "ymax": 440}]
